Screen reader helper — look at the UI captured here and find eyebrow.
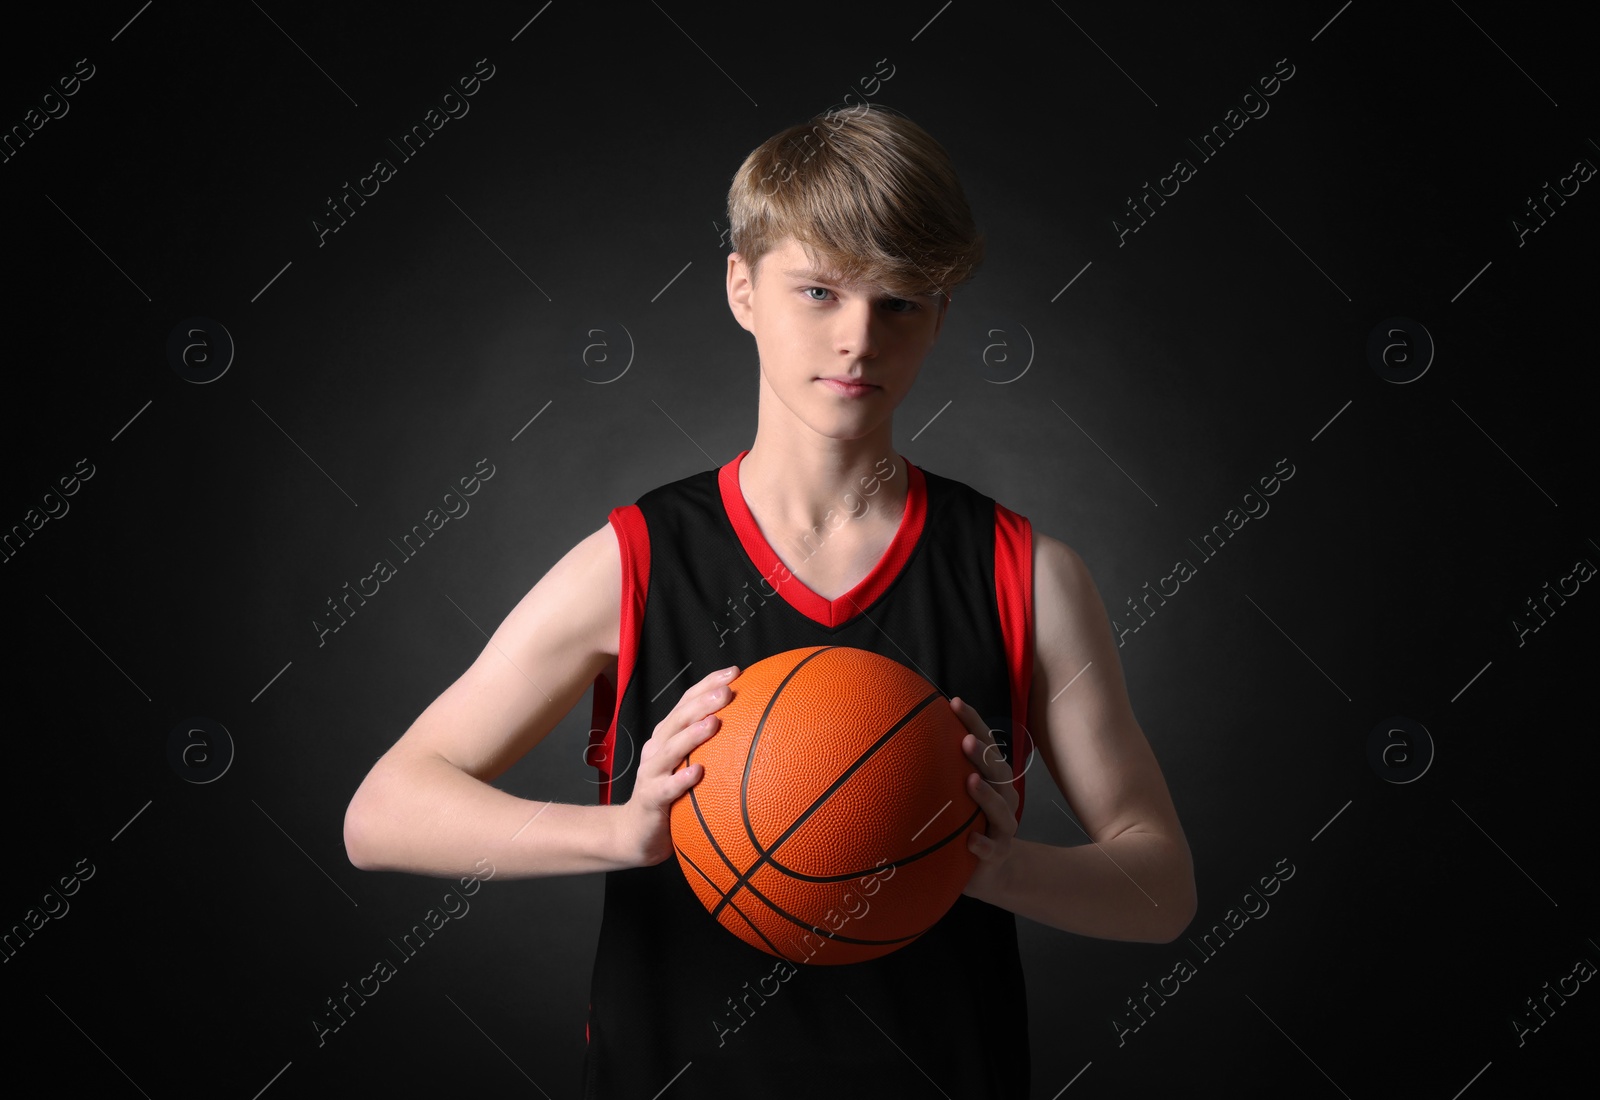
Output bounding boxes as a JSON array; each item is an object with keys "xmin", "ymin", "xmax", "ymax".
[
  {"xmin": 782, "ymin": 266, "xmax": 850, "ymax": 284},
  {"xmin": 782, "ymin": 267, "xmax": 928, "ymax": 297}
]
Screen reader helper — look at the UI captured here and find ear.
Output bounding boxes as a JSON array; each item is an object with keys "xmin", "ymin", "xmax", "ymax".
[{"xmin": 727, "ymin": 253, "xmax": 756, "ymax": 333}]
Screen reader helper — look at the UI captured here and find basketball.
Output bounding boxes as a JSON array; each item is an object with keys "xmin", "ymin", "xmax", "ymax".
[{"xmin": 670, "ymin": 645, "xmax": 986, "ymax": 965}]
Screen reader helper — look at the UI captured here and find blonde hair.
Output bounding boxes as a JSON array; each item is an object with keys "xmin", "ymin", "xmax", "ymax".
[{"xmin": 726, "ymin": 103, "xmax": 983, "ymax": 300}]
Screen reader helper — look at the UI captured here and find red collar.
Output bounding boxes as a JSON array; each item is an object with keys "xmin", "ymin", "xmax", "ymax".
[{"xmin": 717, "ymin": 450, "xmax": 926, "ymax": 628}]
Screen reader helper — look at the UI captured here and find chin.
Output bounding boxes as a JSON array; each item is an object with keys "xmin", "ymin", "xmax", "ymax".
[{"xmin": 812, "ymin": 414, "xmax": 885, "ymax": 442}]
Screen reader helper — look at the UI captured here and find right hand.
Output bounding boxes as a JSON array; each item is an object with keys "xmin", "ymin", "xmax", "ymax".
[{"xmin": 619, "ymin": 664, "xmax": 739, "ymax": 867}]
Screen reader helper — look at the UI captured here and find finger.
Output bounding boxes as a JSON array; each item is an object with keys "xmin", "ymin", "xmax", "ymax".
[
  {"xmin": 688, "ymin": 664, "xmax": 739, "ymax": 698},
  {"xmin": 947, "ymin": 700, "xmax": 985, "ymax": 751},
  {"xmin": 962, "ymin": 732, "xmax": 1013, "ymax": 783},
  {"xmin": 645, "ymin": 714, "xmax": 720, "ymax": 779},
  {"xmin": 949, "ymin": 696, "xmax": 993, "ymax": 743},
  {"xmin": 664, "ymin": 758, "xmax": 704, "ymax": 799},
  {"xmin": 679, "ymin": 667, "xmax": 738, "ymax": 721},
  {"xmin": 966, "ymin": 773, "xmax": 1017, "ymax": 844},
  {"xmin": 968, "ymin": 827, "xmax": 1012, "ymax": 860},
  {"xmin": 952, "ymin": 708, "xmax": 1019, "ymax": 797},
  {"xmin": 966, "ymin": 772, "xmax": 1018, "ymax": 834},
  {"xmin": 947, "ymin": 700, "xmax": 1011, "ymax": 777},
  {"xmin": 654, "ymin": 667, "xmax": 738, "ymax": 742},
  {"xmin": 667, "ymin": 713, "xmax": 721, "ymax": 760},
  {"xmin": 637, "ymin": 758, "xmax": 703, "ymax": 812}
]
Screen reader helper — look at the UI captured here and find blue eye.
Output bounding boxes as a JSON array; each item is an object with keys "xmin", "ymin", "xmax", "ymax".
[{"xmin": 801, "ymin": 286, "xmax": 919, "ymax": 312}]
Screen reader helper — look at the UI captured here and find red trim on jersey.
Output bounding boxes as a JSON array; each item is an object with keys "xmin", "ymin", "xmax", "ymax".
[
  {"xmin": 589, "ymin": 504, "xmax": 650, "ymax": 806},
  {"xmin": 994, "ymin": 502, "xmax": 1034, "ymax": 822},
  {"xmin": 717, "ymin": 449, "xmax": 927, "ymax": 629}
]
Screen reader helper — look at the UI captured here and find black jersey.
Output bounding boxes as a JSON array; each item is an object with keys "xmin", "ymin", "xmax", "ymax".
[{"xmin": 582, "ymin": 449, "xmax": 1036, "ymax": 1099}]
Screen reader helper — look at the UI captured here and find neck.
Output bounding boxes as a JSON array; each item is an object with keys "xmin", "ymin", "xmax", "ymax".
[{"xmin": 739, "ymin": 419, "xmax": 906, "ymax": 537}]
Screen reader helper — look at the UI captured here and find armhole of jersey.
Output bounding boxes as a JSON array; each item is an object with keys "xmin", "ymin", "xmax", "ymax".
[
  {"xmin": 589, "ymin": 504, "xmax": 649, "ymax": 806},
  {"xmin": 994, "ymin": 502, "xmax": 1033, "ymax": 822}
]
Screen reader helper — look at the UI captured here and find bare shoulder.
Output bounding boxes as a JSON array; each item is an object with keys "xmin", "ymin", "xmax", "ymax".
[
  {"xmin": 1029, "ymin": 530, "xmax": 1129, "ymax": 709},
  {"xmin": 494, "ymin": 521, "xmax": 622, "ymax": 662},
  {"xmin": 1031, "ymin": 532, "xmax": 1105, "ymax": 656},
  {"xmin": 1027, "ymin": 529, "xmax": 1183, "ymax": 840},
  {"xmin": 383, "ymin": 520, "xmax": 622, "ymax": 781}
]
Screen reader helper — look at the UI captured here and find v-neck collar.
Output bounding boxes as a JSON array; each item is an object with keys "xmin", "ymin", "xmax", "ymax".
[{"xmin": 717, "ymin": 449, "xmax": 927, "ymax": 629}]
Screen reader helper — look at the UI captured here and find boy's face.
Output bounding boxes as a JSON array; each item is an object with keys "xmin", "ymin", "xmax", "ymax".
[{"xmin": 726, "ymin": 237, "xmax": 948, "ymax": 441}]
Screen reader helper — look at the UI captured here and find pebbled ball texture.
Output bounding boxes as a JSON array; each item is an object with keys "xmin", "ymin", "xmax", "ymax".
[{"xmin": 670, "ymin": 645, "xmax": 984, "ymax": 965}]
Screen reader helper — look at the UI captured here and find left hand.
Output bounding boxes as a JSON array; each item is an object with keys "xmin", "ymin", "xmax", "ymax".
[{"xmin": 950, "ymin": 696, "xmax": 1020, "ymax": 897}]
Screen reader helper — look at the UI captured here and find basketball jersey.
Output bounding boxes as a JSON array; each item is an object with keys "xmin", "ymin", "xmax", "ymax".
[{"xmin": 581, "ymin": 449, "xmax": 1036, "ymax": 1099}]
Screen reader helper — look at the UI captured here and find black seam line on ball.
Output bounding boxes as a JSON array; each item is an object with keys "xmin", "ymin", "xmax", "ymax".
[
  {"xmin": 675, "ymin": 841, "xmax": 726, "ymax": 898},
  {"xmin": 691, "ymin": 774, "xmax": 924, "ymax": 947},
  {"xmin": 723, "ymin": 895, "xmax": 795, "ymax": 961},
  {"xmin": 688, "ymin": 769, "xmax": 744, "ymax": 882},
  {"xmin": 755, "ymin": 876, "xmax": 934, "ymax": 946},
  {"xmin": 765, "ymin": 802, "xmax": 984, "ymax": 884},
  {"xmin": 683, "ymin": 648, "xmax": 839, "ymax": 890},
  {"xmin": 689, "ymin": 832, "xmax": 924, "ymax": 948},
  {"xmin": 675, "ymin": 844, "xmax": 793, "ymax": 960},
  {"xmin": 739, "ymin": 869, "xmax": 929, "ymax": 946},
  {"xmin": 738, "ymin": 645, "xmax": 840, "ymax": 860},
  {"xmin": 684, "ymin": 833, "xmax": 923, "ymax": 949},
  {"xmin": 714, "ymin": 685, "xmax": 943, "ymax": 923}
]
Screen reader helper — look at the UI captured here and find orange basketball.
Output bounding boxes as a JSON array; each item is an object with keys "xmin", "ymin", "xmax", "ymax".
[{"xmin": 670, "ymin": 645, "xmax": 985, "ymax": 965}]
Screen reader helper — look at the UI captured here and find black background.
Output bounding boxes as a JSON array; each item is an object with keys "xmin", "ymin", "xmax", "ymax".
[{"xmin": 3, "ymin": 2, "xmax": 1595, "ymax": 1097}]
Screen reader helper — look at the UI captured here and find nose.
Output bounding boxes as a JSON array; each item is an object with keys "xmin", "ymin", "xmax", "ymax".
[{"xmin": 834, "ymin": 297, "xmax": 880, "ymax": 361}]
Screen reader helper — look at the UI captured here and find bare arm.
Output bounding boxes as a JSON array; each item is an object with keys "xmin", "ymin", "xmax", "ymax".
[
  {"xmin": 960, "ymin": 533, "xmax": 1196, "ymax": 942},
  {"xmin": 343, "ymin": 522, "xmax": 735, "ymax": 881}
]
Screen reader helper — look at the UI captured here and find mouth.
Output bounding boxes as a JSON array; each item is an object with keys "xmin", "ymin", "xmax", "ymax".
[{"xmin": 817, "ymin": 377, "xmax": 880, "ymax": 397}]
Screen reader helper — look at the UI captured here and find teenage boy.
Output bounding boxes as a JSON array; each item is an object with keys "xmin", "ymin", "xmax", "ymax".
[{"xmin": 345, "ymin": 103, "xmax": 1195, "ymax": 1098}]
